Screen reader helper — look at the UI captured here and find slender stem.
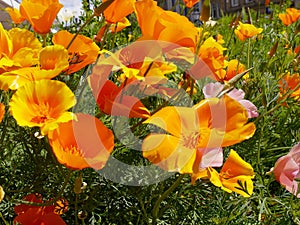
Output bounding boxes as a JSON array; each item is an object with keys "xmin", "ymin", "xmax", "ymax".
[
  {"xmin": 66, "ymin": 14, "xmax": 95, "ymax": 50},
  {"xmin": 42, "ymin": 34, "xmax": 47, "ymax": 47},
  {"xmin": 8, "ymin": 170, "xmax": 72, "ymax": 207},
  {"xmin": 0, "ymin": 212, "xmax": 9, "ymax": 225},
  {"xmin": 247, "ymin": 38, "xmax": 251, "ymax": 69},
  {"xmin": 137, "ymin": 196, "xmax": 150, "ymax": 225},
  {"xmin": 75, "ymin": 194, "xmax": 79, "ymax": 225},
  {"xmin": 254, "ymin": 81, "xmax": 300, "ymax": 123},
  {"xmin": 152, "ymin": 174, "xmax": 184, "ymax": 225}
]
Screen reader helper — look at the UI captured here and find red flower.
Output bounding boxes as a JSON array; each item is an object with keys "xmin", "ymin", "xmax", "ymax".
[
  {"xmin": 89, "ymin": 64, "xmax": 150, "ymax": 118},
  {"xmin": 14, "ymin": 194, "xmax": 66, "ymax": 225}
]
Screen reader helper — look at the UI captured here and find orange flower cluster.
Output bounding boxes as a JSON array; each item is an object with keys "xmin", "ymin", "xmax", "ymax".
[
  {"xmin": 1, "ymin": 0, "xmax": 114, "ymax": 174},
  {"xmin": 0, "ymin": 3, "xmax": 264, "ymax": 223}
]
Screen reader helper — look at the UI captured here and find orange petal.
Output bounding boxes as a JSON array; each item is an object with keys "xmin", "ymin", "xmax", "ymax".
[
  {"xmin": 48, "ymin": 113, "xmax": 114, "ymax": 170},
  {"xmin": 143, "ymin": 106, "xmax": 198, "ymax": 138}
]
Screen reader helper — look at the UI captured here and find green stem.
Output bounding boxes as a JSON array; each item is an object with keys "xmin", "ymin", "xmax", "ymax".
[
  {"xmin": 137, "ymin": 196, "xmax": 150, "ymax": 225},
  {"xmin": 247, "ymin": 38, "xmax": 251, "ymax": 69},
  {"xmin": 75, "ymin": 194, "xmax": 79, "ymax": 225},
  {"xmin": 9, "ymin": 170, "xmax": 72, "ymax": 207},
  {"xmin": 254, "ymin": 81, "xmax": 300, "ymax": 123},
  {"xmin": 0, "ymin": 212, "xmax": 9, "ymax": 225},
  {"xmin": 66, "ymin": 14, "xmax": 95, "ymax": 50},
  {"xmin": 152, "ymin": 174, "xmax": 184, "ymax": 225},
  {"xmin": 42, "ymin": 34, "xmax": 47, "ymax": 47}
]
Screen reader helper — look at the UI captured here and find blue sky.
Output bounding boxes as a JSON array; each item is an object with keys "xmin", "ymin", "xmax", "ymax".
[{"xmin": 59, "ymin": 0, "xmax": 83, "ymax": 15}]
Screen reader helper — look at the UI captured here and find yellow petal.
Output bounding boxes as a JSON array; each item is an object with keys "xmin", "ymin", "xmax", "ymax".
[
  {"xmin": 142, "ymin": 134, "xmax": 196, "ymax": 173},
  {"xmin": 0, "ymin": 23, "xmax": 13, "ymax": 56},
  {"xmin": 10, "ymin": 80, "xmax": 76, "ymax": 132},
  {"xmin": 221, "ymin": 176, "xmax": 254, "ymax": 197},
  {"xmin": 143, "ymin": 106, "xmax": 198, "ymax": 138}
]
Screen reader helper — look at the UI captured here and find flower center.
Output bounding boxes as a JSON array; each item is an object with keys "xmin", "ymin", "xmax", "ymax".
[
  {"xmin": 30, "ymin": 103, "xmax": 51, "ymax": 124},
  {"xmin": 182, "ymin": 132, "xmax": 200, "ymax": 149},
  {"xmin": 65, "ymin": 145, "xmax": 83, "ymax": 157}
]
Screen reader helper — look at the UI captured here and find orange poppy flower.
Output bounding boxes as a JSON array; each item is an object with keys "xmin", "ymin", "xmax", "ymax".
[
  {"xmin": 223, "ymin": 59, "xmax": 246, "ymax": 81},
  {"xmin": 279, "ymin": 8, "xmax": 300, "ymax": 26},
  {"xmin": 52, "ymin": 30, "xmax": 100, "ymax": 74},
  {"xmin": 89, "ymin": 64, "xmax": 151, "ymax": 118},
  {"xmin": 194, "ymin": 37, "xmax": 227, "ymax": 81},
  {"xmin": 183, "ymin": 0, "xmax": 199, "ymax": 8},
  {"xmin": 14, "ymin": 194, "xmax": 66, "ymax": 225},
  {"xmin": 0, "ymin": 24, "xmax": 42, "ymax": 73},
  {"xmin": 113, "ymin": 40, "xmax": 177, "ymax": 81},
  {"xmin": 0, "ymin": 103, "xmax": 5, "ymax": 123},
  {"xmin": 135, "ymin": 0, "xmax": 199, "ymax": 49},
  {"xmin": 234, "ymin": 22, "xmax": 263, "ymax": 41},
  {"xmin": 5, "ymin": 7, "xmax": 26, "ymax": 24},
  {"xmin": 20, "ymin": 0, "xmax": 63, "ymax": 34},
  {"xmin": 295, "ymin": 45, "xmax": 300, "ymax": 55},
  {"xmin": 48, "ymin": 113, "xmax": 114, "ymax": 170},
  {"xmin": 142, "ymin": 95, "xmax": 256, "ymax": 176},
  {"xmin": 9, "ymin": 80, "xmax": 76, "ymax": 134},
  {"xmin": 207, "ymin": 150, "xmax": 255, "ymax": 197},
  {"xmin": 0, "ymin": 45, "xmax": 69, "ymax": 90},
  {"xmin": 103, "ymin": 0, "xmax": 135, "ymax": 23},
  {"xmin": 279, "ymin": 73, "xmax": 300, "ymax": 101}
]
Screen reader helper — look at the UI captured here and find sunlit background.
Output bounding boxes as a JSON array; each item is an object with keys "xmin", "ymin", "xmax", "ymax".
[{"xmin": 2, "ymin": 0, "xmax": 83, "ymax": 16}]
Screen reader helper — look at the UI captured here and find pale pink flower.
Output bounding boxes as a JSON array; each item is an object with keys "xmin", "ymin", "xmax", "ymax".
[
  {"xmin": 202, "ymin": 82, "xmax": 259, "ymax": 118},
  {"xmin": 272, "ymin": 143, "xmax": 300, "ymax": 198}
]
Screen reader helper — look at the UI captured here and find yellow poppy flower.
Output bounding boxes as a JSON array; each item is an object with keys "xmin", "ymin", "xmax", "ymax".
[
  {"xmin": 0, "ymin": 45, "xmax": 69, "ymax": 90},
  {"xmin": 208, "ymin": 150, "xmax": 255, "ymax": 197},
  {"xmin": 142, "ymin": 95, "xmax": 256, "ymax": 176},
  {"xmin": 20, "ymin": 0, "xmax": 63, "ymax": 34},
  {"xmin": 0, "ymin": 24, "xmax": 42, "ymax": 73},
  {"xmin": 224, "ymin": 59, "xmax": 246, "ymax": 82},
  {"xmin": 52, "ymin": 30, "xmax": 100, "ymax": 74},
  {"xmin": 9, "ymin": 80, "xmax": 76, "ymax": 134},
  {"xmin": 99, "ymin": 41, "xmax": 177, "ymax": 81},
  {"xmin": 5, "ymin": 8, "xmax": 26, "ymax": 24},
  {"xmin": 48, "ymin": 113, "xmax": 114, "ymax": 170},
  {"xmin": 234, "ymin": 22, "xmax": 263, "ymax": 41}
]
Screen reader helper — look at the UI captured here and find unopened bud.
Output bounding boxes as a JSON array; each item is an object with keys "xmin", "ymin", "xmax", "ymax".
[
  {"xmin": 74, "ymin": 173, "xmax": 83, "ymax": 194},
  {"xmin": 200, "ymin": 0, "xmax": 211, "ymax": 22}
]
